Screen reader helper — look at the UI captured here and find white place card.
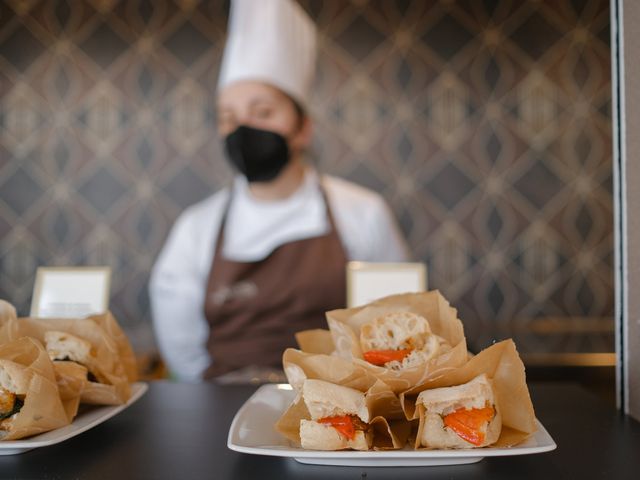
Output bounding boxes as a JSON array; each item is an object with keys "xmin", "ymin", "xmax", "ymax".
[
  {"xmin": 30, "ymin": 267, "xmax": 111, "ymax": 318},
  {"xmin": 346, "ymin": 262, "xmax": 427, "ymax": 308}
]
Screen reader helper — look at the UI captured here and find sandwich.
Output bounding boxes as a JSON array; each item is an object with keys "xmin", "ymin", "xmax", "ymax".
[
  {"xmin": 359, "ymin": 312, "xmax": 441, "ymax": 369},
  {"xmin": 0, "ymin": 337, "xmax": 71, "ymax": 440},
  {"xmin": 44, "ymin": 331, "xmax": 105, "ymax": 384},
  {"xmin": 0, "ymin": 361, "xmax": 28, "ymax": 435},
  {"xmin": 0, "ymin": 317, "xmax": 132, "ymax": 406},
  {"xmin": 299, "ymin": 379, "xmax": 372, "ymax": 450},
  {"xmin": 43, "ymin": 330, "xmax": 131, "ymax": 406},
  {"xmin": 416, "ymin": 374, "xmax": 501, "ymax": 448}
]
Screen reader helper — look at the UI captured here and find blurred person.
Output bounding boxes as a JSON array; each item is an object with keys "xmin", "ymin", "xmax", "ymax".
[{"xmin": 150, "ymin": 0, "xmax": 409, "ymax": 382}]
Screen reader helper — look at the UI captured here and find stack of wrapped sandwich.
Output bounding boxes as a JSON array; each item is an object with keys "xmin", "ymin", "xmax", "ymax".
[
  {"xmin": 0, "ymin": 300, "xmax": 136, "ymax": 441},
  {"xmin": 276, "ymin": 290, "xmax": 537, "ymax": 451}
]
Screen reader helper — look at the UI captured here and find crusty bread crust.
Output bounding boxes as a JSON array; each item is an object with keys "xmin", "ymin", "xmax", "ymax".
[
  {"xmin": 44, "ymin": 331, "xmax": 109, "ymax": 384},
  {"xmin": 0, "ymin": 360, "xmax": 30, "ymax": 395},
  {"xmin": 299, "ymin": 420, "xmax": 371, "ymax": 450},
  {"xmin": 417, "ymin": 374, "xmax": 495, "ymax": 414},
  {"xmin": 302, "ymin": 379, "xmax": 369, "ymax": 422},
  {"xmin": 417, "ymin": 374, "xmax": 502, "ymax": 448},
  {"xmin": 44, "ymin": 331, "xmax": 92, "ymax": 364}
]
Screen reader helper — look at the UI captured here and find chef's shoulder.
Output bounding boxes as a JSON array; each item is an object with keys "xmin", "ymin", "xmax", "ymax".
[{"xmin": 322, "ymin": 174, "xmax": 409, "ymax": 262}]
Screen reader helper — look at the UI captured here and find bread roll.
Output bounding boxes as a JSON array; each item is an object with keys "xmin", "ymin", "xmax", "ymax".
[
  {"xmin": 44, "ymin": 331, "xmax": 107, "ymax": 384},
  {"xmin": 0, "ymin": 360, "xmax": 30, "ymax": 396},
  {"xmin": 300, "ymin": 379, "xmax": 372, "ymax": 450},
  {"xmin": 302, "ymin": 379, "xmax": 369, "ymax": 422},
  {"xmin": 417, "ymin": 374, "xmax": 501, "ymax": 448},
  {"xmin": 360, "ymin": 312, "xmax": 440, "ymax": 369},
  {"xmin": 300, "ymin": 419, "xmax": 372, "ymax": 450},
  {"xmin": 0, "ymin": 337, "xmax": 71, "ymax": 439}
]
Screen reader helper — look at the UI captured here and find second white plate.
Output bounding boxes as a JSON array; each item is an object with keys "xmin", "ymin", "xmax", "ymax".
[
  {"xmin": 0, "ymin": 382, "xmax": 148, "ymax": 455},
  {"xmin": 227, "ymin": 383, "xmax": 557, "ymax": 467}
]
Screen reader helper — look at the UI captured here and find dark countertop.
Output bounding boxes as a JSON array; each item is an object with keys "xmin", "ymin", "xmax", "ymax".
[{"xmin": 1, "ymin": 381, "xmax": 638, "ymax": 479}]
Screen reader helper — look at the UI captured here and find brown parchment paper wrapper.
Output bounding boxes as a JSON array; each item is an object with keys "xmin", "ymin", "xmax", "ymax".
[
  {"xmin": 295, "ymin": 329, "xmax": 334, "ymax": 355},
  {"xmin": 283, "ymin": 348, "xmax": 381, "ymax": 393},
  {"xmin": 52, "ymin": 361, "xmax": 88, "ymax": 421},
  {"xmin": 0, "ymin": 337, "xmax": 70, "ymax": 440},
  {"xmin": 275, "ymin": 380, "xmax": 412, "ymax": 450},
  {"xmin": 86, "ymin": 311, "xmax": 137, "ymax": 383},
  {"xmin": 324, "ymin": 291, "xmax": 469, "ymax": 393},
  {"xmin": 0, "ymin": 312, "xmax": 134, "ymax": 405},
  {"xmin": 401, "ymin": 339, "xmax": 537, "ymax": 449}
]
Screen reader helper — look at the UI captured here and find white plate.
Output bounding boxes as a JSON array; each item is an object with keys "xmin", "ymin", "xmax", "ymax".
[
  {"xmin": 227, "ymin": 384, "xmax": 557, "ymax": 467},
  {"xmin": 0, "ymin": 382, "xmax": 148, "ymax": 455}
]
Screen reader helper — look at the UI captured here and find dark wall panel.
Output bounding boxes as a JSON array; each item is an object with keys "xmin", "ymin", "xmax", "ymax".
[{"xmin": 0, "ymin": 0, "xmax": 613, "ymax": 353}]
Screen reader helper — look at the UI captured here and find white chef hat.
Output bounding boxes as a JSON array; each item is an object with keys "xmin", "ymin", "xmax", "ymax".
[{"xmin": 217, "ymin": 0, "xmax": 317, "ymax": 110}]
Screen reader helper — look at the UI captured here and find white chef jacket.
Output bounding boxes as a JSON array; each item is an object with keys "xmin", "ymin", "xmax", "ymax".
[{"xmin": 149, "ymin": 169, "xmax": 410, "ymax": 381}]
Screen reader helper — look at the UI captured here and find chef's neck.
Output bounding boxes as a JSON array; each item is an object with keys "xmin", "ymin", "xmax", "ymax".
[{"xmin": 247, "ymin": 156, "xmax": 306, "ymax": 201}]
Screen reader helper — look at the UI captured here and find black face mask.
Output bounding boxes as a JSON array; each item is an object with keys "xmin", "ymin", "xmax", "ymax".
[{"xmin": 224, "ymin": 125, "xmax": 290, "ymax": 183}]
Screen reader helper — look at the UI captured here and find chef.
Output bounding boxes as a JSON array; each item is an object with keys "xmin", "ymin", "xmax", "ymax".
[{"xmin": 150, "ymin": 0, "xmax": 409, "ymax": 382}]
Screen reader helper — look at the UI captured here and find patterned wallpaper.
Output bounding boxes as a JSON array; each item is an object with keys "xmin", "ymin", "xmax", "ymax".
[{"xmin": 0, "ymin": 0, "xmax": 613, "ymax": 354}]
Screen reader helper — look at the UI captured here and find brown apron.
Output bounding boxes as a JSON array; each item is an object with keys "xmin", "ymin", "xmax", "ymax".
[{"xmin": 202, "ymin": 185, "xmax": 347, "ymax": 379}]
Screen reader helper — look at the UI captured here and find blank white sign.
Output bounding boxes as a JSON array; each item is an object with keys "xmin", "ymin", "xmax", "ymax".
[
  {"xmin": 347, "ymin": 262, "xmax": 427, "ymax": 307},
  {"xmin": 30, "ymin": 267, "xmax": 111, "ymax": 318}
]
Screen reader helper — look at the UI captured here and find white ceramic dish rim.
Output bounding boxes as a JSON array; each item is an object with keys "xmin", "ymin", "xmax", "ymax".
[
  {"xmin": 0, "ymin": 382, "xmax": 148, "ymax": 455},
  {"xmin": 227, "ymin": 383, "xmax": 557, "ymax": 465}
]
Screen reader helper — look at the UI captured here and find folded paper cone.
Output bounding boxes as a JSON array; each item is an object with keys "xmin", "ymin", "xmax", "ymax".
[
  {"xmin": 325, "ymin": 291, "xmax": 469, "ymax": 393},
  {"xmin": 401, "ymin": 339, "xmax": 537, "ymax": 448},
  {"xmin": 0, "ymin": 337, "xmax": 70, "ymax": 440},
  {"xmin": 283, "ymin": 348, "xmax": 380, "ymax": 392},
  {"xmin": 86, "ymin": 311, "xmax": 137, "ymax": 383},
  {"xmin": 0, "ymin": 310, "xmax": 135, "ymax": 405},
  {"xmin": 52, "ymin": 361, "xmax": 88, "ymax": 421},
  {"xmin": 295, "ymin": 329, "xmax": 334, "ymax": 355}
]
